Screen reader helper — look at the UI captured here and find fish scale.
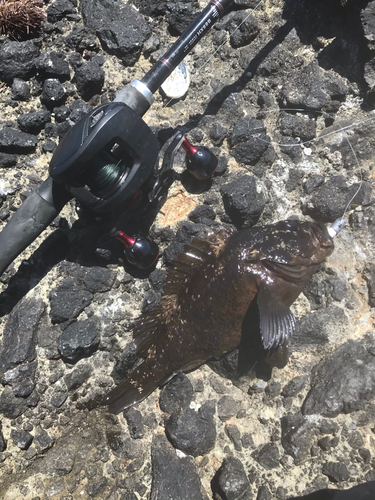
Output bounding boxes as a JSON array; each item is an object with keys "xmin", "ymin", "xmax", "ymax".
[{"xmin": 105, "ymin": 220, "xmax": 336, "ymax": 414}]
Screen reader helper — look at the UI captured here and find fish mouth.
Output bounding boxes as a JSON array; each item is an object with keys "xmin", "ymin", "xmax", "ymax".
[{"xmin": 309, "ymin": 223, "xmax": 333, "ymax": 248}]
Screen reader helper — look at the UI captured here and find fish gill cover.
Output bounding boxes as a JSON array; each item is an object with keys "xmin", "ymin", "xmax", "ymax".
[{"xmin": 0, "ymin": 0, "xmax": 374, "ymax": 499}]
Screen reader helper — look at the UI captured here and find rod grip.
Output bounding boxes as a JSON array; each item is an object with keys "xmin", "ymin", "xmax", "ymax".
[{"xmin": 0, "ymin": 178, "xmax": 71, "ymax": 276}]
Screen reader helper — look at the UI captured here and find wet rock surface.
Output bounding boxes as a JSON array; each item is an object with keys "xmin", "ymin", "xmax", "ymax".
[{"xmin": 0, "ymin": 0, "xmax": 375, "ymax": 498}]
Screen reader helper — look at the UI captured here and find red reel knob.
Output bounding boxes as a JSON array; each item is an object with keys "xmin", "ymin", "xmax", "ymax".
[
  {"xmin": 115, "ymin": 232, "xmax": 159, "ymax": 269},
  {"xmin": 182, "ymin": 138, "xmax": 218, "ymax": 180}
]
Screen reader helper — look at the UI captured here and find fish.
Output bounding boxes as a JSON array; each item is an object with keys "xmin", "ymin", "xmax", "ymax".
[{"xmin": 104, "ymin": 219, "xmax": 336, "ymax": 414}]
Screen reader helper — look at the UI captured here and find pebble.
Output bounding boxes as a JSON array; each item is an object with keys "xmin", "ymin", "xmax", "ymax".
[
  {"xmin": 252, "ymin": 443, "xmax": 280, "ymax": 470},
  {"xmin": 213, "ymin": 456, "xmax": 252, "ymax": 500},
  {"xmin": 57, "ymin": 318, "xmax": 101, "ymax": 363},
  {"xmin": 0, "ymin": 40, "xmax": 40, "ymax": 83},
  {"xmin": 159, "ymin": 374, "xmax": 194, "ymax": 414},
  {"xmin": 49, "ymin": 277, "xmax": 93, "ymax": 324},
  {"xmin": 11, "ymin": 429, "xmax": 33, "ymax": 450},
  {"xmin": 322, "ymin": 461, "xmax": 350, "ymax": 483}
]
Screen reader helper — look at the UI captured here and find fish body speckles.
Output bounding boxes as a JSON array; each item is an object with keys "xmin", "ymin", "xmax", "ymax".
[{"xmin": 105, "ymin": 220, "xmax": 334, "ymax": 414}]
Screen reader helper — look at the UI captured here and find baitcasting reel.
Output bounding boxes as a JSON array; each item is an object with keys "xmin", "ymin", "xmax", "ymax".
[{"xmin": 0, "ymin": 0, "xmax": 234, "ymax": 275}]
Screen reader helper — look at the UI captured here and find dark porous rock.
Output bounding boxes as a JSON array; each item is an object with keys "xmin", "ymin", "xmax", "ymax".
[
  {"xmin": 347, "ymin": 430, "xmax": 364, "ymax": 449},
  {"xmin": 257, "ymin": 485, "xmax": 271, "ymax": 500},
  {"xmin": 40, "ymin": 79, "xmax": 66, "ymax": 108},
  {"xmin": 0, "ymin": 40, "xmax": 40, "ymax": 83},
  {"xmin": 75, "ymin": 265, "xmax": 116, "ymax": 293},
  {"xmin": 159, "ymin": 374, "xmax": 194, "ymax": 414},
  {"xmin": 41, "ymin": 140, "xmax": 57, "ymax": 153},
  {"xmin": 17, "ymin": 109, "xmax": 51, "ymax": 134},
  {"xmin": 86, "ymin": 477, "xmax": 108, "ymax": 497},
  {"xmin": 209, "ymin": 123, "xmax": 228, "ymax": 147},
  {"xmin": 150, "ymin": 434, "xmax": 206, "ymax": 500},
  {"xmin": 361, "ymin": 1, "xmax": 375, "ymax": 53},
  {"xmin": 302, "ymin": 340, "xmax": 375, "ymax": 417},
  {"xmin": 10, "ymin": 429, "xmax": 33, "ymax": 450},
  {"xmin": 53, "ymin": 105, "xmax": 70, "ymax": 123},
  {"xmin": 47, "ymin": 0, "xmax": 76, "ymax": 22},
  {"xmin": 230, "ymin": 118, "xmax": 270, "ymax": 165},
  {"xmin": 188, "ymin": 205, "xmax": 216, "ymax": 224},
  {"xmin": 252, "ymin": 443, "xmax": 280, "ymax": 470},
  {"xmin": 65, "ymin": 27, "xmax": 99, "ymax": 53},
  {"xmin": 305, "ymin": 176, "xmax": 371, "ymax": 223},
  {"xmin": 73, "ymin": 60, "xmax": 105, "ymax": 99},
  {"xmin": 322, "ymin": 462, "xmax": 350, "ymax": 483},
  {"xmin": 57, "ymin": 317, "xmax": 101, "ymax": 363},
  {"xmin": 225, "ymin": 424, "xmax": 242, "ymax": 452},
  {"xmin": 0, "ymin": 152, "xmax": 17, "ymax": 168},
  {"xmin": 149, "ymin": 268, "xmax": 166, "ymax": 292},
  {"xmin": 319, "ymin": 419, "xmax": 338, "ymax": 435},
  {"xmin": 285, "ymin": 168, "xmax": 304, "ymax": 193},
  {"xmin": 11, "ymin": 79, "xmax": 30, "ymax": 101},
  {"xmin": 69, "ymin": 100, "xmax": 91, "ymax": 122},
  {"xmin": 212, "ymin": 457, "xmax": 252, "ymax": 500},
  {"xmin": 217, "ymin": 396, "xmax": 241, "ymax": 422},
  {"xmin": 0, "ymin": 387, "xmax": 28, "ymax": 418},
  {"xmin": 281, "ymin": 416, "xmax": 318, "ymax": 464},
  {"xmin": 35, "ymin": 428, "xmax": 53, "ymax": 451},
  {"xmin": 43, "ymin": 442, "xmax": 75, "ymax": 476},
  {"xmin": 222, "ymin": 10, "xmax": 259, "ymax": 48},
  {"xmin": 49, "ymin": 277, "xmax": 93, "ymax": 323},
  {"xmin": 165, "ymin": 402, "xmax": 216, "ymax": 457},
  {"xmin": 106, "ymin": 429, "xmax": 143, "ymax": 460},
  {"xmin": 0, "ymin": 128, "xmax": 38, "ymax": 154},
  {"xmin": 168, "ymin": 2, "xmax": 200, "ymax": 36},
  {"xmin": 132, "ymin": 0, "xmax": 166, "ymax": 17},
  {"xmin": 0, "ymin": 297, "xmax": 45, "ymax": 374},
  {"xmin": 163, "ymin": 221, "xmax": 209, "ymax": 265},
  {"xmin": 365, "ymin": 264, "xmax": 375, "ymax": 307},
  {"xmin": 50, "ymin": 386, "xmax": 68, "ymax": 408},
  {"xmin": 64, "ymin": 364, "xmax": 92, "ymax": 391},
  {"xmin": 220, "ymin": 175, "xmax": 265, "ymax": 227},
  {"xmin": 279, "ymin": 136, "xmax": 303, "ymax": 162},
  {"xmin": 282, "ymin": 375, "xmax": 308, "ymax": 398},
  {"xmin": 124, "ymin": 408, "xmax": 144, "ymax": 439},
  {"xmin": 2, "ymin": 361, "xmax": 38, "ymax": 398},
  {"xmin": 364, "ymin": 58, "xmax": 375, "ymax": 93},
  {"xmin": 303, "ymin": 174, "xmax": 325, "ymax": 194},
  {"xmin": 293, "ymin": 306, "xmax": 349, "ymax": 347},
  {"xmin": 35, "ymin": 51, "xmax": 70, "ymax": 81},
  {"xmin": 80, "ymin": 0, "xmax": 151, "ymax": 66},
  {"xmin": 278, "ymin": 112, "xmax": 317, "ymax": 142},
  {"xmin": 0, "ymin": 428, "xmax": 6, "ymax": 452},
  {"xmin": 280, "ymin": 61, "xmax": 347, "ymax": 111}
]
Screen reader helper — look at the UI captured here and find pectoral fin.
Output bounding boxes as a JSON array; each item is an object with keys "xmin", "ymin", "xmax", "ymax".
[{"xmin": 257, "ymin": 283, "xmax": 296, "ymax": 350}]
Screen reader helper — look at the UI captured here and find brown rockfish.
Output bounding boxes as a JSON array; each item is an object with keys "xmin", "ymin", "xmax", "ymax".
[{"xmin": 105, "ymin": 219, "xmax": 338, "ymax": 414}]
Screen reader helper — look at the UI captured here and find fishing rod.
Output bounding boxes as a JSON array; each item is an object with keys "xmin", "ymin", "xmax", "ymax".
[{"xmin": 0, "ymin": 0, "xmax": 235, "ymax": 275}]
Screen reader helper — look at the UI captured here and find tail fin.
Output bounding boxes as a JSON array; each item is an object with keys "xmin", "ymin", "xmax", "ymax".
[{"xmin": 104, "ymin": 363, "xmax": 163, "ymax": 414}]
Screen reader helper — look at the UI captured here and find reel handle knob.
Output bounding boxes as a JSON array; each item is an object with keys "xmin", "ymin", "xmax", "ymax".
[
  {"xmin": 182, "ymin": 138, "xmax": 218, "ymax": 180},
  {"xmin": 115, "ymin": 231, "xmax": 159, "ymax": 269}
]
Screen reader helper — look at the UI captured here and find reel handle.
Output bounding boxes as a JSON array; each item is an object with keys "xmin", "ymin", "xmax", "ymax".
[{"xmin": 115, "ymin": 231, "xmax": 159, "ymax": 269}]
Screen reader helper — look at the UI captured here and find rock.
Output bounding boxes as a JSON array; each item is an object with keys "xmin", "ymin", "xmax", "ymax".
[
  {"xmin": 0, "ymin": 40, "xmax": 40, "ymax": 83},
  {"xmin": 293, "ymin": 306, "xmax": 349, "ymax": 347},
  {"xmin": 224, "ymin": 11, "xmax": 260, "ymax": 48},
  {"xmin": 10, "ymin": 79, "xmax": 30, "ymax": 101},
  {"xmin": 47, "ymin": 0, "xmax": 76, "ymax": 23},
  {"xmin": 285, "ymin": 168, "xmax": 304, "ymax": 192},
  {"xmin": 168, "ymin": 3, "xmax": 200, "ymax": 36},
  {"xmin": 43, "ymin": 443, "xmax": 75, "ymax": 476},
  {"xmin": 65, "ymin": 27, "xmax": 99, "ymax": 53},
  {"xmin": 213, "ymin": 457, "xmax": 252, "ymax": 500},
  {"xmin": 0, "ymin": 152, "xmax": 17, "ymax": 168},
  {"xmin": 69, "ymin": 100, "xmax": 91, "ymax": 122},
  {"xmin": 220, "ymin": 175, "xmax": 265, "ymax": 227},
  {"xmin": 165, "ymin": 402, "xmax": 216, "ymax": 457},
  {"xmin": 0, "ymin": 387, "xmax": 28, "ymax": 418},
  {"xmin": 132, "ymin": 0, "xmax": 166, "ymax": 17},
  {"xmin": 230, "ymin": 118, "xmax": 270, "ymax": 165},
  {"xmin": 361, "ymin": 1, "xmax": 375, "ymax": 53},
  {"xmin": 225, "ymin": 424, "xmax": 242, "ymax": 452},
  {"xmin": 252, "ymin": 443, "xmax": 280, "ymax": 469},
  {"xmin": 281, "ymin": 415, "xmax": 317, "ymax": 464},
  {"xmin": 280, "ymin": 61, "xmax": 347, "ymax": 111},
  {"xmin": 77, "ymin": 266, "xmax": 116, "ymax": 293},
  {"xmin": 40, "ymin": 79, "xmax": 66, "ymax": 108},
  {"xmin": 257, "ymin": 486, "xmax": 271, "ymax": 500},
  {"xmin": 35, "ymin": 51, "xmax": 70, "ymax": 80},
  {"xmin": 302, "ymin": 340, "xmax": 375, "ymax": 417},
  {"xmin": 35, "ymin": 427, "xmax": 53, "ymax": 451},
  {"xmin": 188, "ymin": 205, "xmax": 216, "ymax": 224},
  {"xmin": 57, "ymin": 318, "xmax": 101, "ymax": 363},
  {"xmin": 305, "ymin": 176, "xmax": 371, "ymax": 222},
  {"xmin": 124, "ymin": 408, "xmax": 144, "ymax": 439},
  {"xmin": 209, "ymin": 123, "xmax": 228, "ymax": 146},
  {"xmin": 304, "ymin": 175, "xmax": 325, "ymax": 194},
  {"xmin": 49, "ymin": 277, "xmax": 93, "ymax": 323},
  {"xmin": 217, "ymin": 396, "xmax": 241, "ymax": 422},
  {"xmin": 365, "ymin": 264, "xmax": 375, "ymax": 307},
  {"xmin": 106, "ymin": 429, "xmax": 143, "ymax": 460},
  {"xmin": 0, "ymin": 297, "xmax": 45, "ymax": 374},
  {"xmin": 17, "ymin": 109, "xmax": 51, "ymax": 134},
  {"xmin": 64, "ymin": 364, "xmax": 92, "ymax": 391},
  {"xmin": 2, "ymin": 361, "xmax": 38, "ymax": 398},
  {"xmin": 279, "ymin": 136, "xmax": 303, "ymax": 162},
  {"xmin": 163, "ymin": 222, "xmax": 209, "ymax": 265},
  {"xmin": 150, "ymin": 434, "xmax": 206, "ymax": 500},
  {"xmin": 53, "ymin": 105, "xmax": 70, "ymax": 123},
  {"xmin": 50, "ymin": 386, "xmax": 68, "ymax": 407},
  {"xmin": 0, "ymin": 128, "xmax": 38, "ymax": 154},
  {"xmin": 41, "ymin": 140, "xmax": 57, "ymax": 153},
  {"xmin": 159, "ymin": 374, "xmax": 194, "ymax": 414},
  {"xmin": 86, "ymin": 477, "xmax": 108, "ymax": 497},
  {"xmin": 322, "ymin": 462, "xmax": 350, "ymax": 483},
  {"xmin": 282, "ymin": 376, "xmax": 308, "ymax": 398},
  {"xmin": 10, "ymin": 429, "xmax": 33, "ymax": 450},
  {"xmin": 278, "ymin": 112, "xmax": 316, "ymax": 142},
  {"xmin": 73, "ymin": 60, "xmax": 105, "ymax": 99},
  {"xmin": 80, "ymin": 0, "xmax": 151, "ymax": 66},
  {"xmin": 0, "ymin": 428, "xmax": 5, "ymax": 452}
]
